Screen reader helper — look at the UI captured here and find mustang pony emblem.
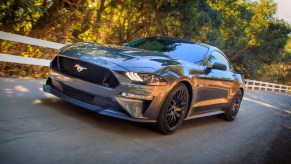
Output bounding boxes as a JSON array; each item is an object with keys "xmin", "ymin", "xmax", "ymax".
[{"xmin": 74, "ymin": 64, "xmax": 87, "ymax": 72}]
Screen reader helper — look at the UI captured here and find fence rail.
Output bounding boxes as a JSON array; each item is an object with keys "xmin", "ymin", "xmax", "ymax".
[
  {"xmin": 244, "ymin": 79, "xmax": 290, "ymax": 93},
  {"xmin": 0, "ymin": 31, "xmax": 64, "ymax": 49},
  {"xmin": 0, "ymin": 31, "xmax": 63, "ymax": 66},
  {"xmin": 0, "ymin": 31, "xmax": 290, "ymax": 93}
]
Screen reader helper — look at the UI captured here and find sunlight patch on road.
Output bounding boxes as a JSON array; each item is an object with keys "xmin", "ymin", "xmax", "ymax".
[
  {"xmin": 280, "ymin": 123, "xmax": 291, "ymax": 130},
  {"xmin": 44, "ymin": 93, "xmax": 55, "ymax": 98},
  {"xmin": 243, "ymin": 97, "xmax": 289, "ymax": 117},
  {"xmin": 4, "ymin": 79, "xmax": 16, "ymax": 83},
  {"xmin": 44, "ymin": 92, "xmax": 56, "ymax": 98},
  {"xmin": 243, "ymin": 97, "xmax": 281, "ymax": 110},
  {"xmin": 3, "ymin": 88, "xmax": 13, "ymax": 94},
  {"xmin": 32, "ymin": 99, "xmax": 42, "ymax": 105},
  {"xmin": 14, "ymin": 85, "xmax": 29, "ymax": 93}
]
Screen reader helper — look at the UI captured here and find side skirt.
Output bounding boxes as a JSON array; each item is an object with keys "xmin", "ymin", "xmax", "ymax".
[{"xmin": 184, "ymin": 110, "xmax": 225, "ymax": 120}]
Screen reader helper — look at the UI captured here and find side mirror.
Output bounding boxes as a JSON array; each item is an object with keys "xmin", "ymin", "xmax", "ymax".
[{"xmin": 207, "ymin": 62, "xmax": 227, "ymax": 71}]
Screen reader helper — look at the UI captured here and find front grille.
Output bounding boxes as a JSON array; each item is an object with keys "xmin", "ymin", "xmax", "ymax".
[
  {"xmin": 51, "ymin": 56, "xmax": 119, "ymax": 88},
  {"xmin": 62, "ymin": 83, "xmax": 94, "ymax": 103},
  {"xmin": 48, "ymin": 79, "xmax": 128, "ymax": 115}
]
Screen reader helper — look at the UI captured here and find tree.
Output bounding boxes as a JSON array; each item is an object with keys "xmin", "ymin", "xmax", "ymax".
[{"xmin": 0, "ymin": 0, "xmax": 290, "ymax": 84}]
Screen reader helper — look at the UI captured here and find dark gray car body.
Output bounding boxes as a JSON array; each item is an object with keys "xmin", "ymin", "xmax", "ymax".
[{"xmin": 43, "ymin": 37, "xmax": 244, "ymax": 123}]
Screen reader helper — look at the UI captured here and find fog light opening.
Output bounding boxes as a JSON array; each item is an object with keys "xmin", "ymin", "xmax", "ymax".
[{"xmin": 121, "ymin": 92, "xmax": 153, "ymax": 100}]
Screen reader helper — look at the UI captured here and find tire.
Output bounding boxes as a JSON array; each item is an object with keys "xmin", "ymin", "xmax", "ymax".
[
  {"xmin": 156, "ymin": 83, "xmax": 189, "ymax": 134},
  {"xmin": 221, "ymin": 90, "xmax": 243, "ymax": 121}
]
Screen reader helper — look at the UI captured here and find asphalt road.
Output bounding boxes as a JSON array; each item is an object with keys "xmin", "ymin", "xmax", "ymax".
[{"xmin": 0, "ymin": 77, "xmax": 290, "ymax": 164}]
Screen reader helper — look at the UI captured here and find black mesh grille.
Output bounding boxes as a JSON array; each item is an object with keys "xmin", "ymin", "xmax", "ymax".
[
  {"xmin": 50, "ymin": 81, "xmax": 126, "ymax": 115},
  {"xmin": 54, "ymin": 56, "xmax": 119, "ymax": 88},
  {"xmin": 62, "ymin": 84, "xmax": 94, "ymax": 103}
]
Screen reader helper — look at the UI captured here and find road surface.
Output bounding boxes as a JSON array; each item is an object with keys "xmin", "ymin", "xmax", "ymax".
[{"xmin": 0, "ymin": 78, "xmax": 290, "ymax": 164}]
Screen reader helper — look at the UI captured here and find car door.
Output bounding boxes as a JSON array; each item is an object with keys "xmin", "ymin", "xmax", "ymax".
[{"xmin": 194, "ymin": 50, "xmax": 235, "ymax": 112}]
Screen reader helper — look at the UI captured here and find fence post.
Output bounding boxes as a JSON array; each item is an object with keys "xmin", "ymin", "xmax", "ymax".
[
  {"xmin": 245, "ymin": 79, "xmax": 249, "ymax": 89},
  {"xmin": 259, "ymin": 81, "xmax": 262, "ymax": 91},
  {"xmin": 265, "ymin": 82, "xmax": 268, "ymax": 91}
]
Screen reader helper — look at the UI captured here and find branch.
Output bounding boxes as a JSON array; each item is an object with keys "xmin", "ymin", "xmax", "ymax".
[
  {"xmin": 230, "ymin": 45, "xmax": 250, "ymax": 60},
  {"xmin": 63, "ymin": 0, "xmax": 78, "ymax": 8}
]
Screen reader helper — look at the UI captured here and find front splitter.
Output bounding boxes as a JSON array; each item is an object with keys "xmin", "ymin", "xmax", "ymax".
[{"xmin": 43, "ymin": 84, "xmax": 156, "ymax": 123}]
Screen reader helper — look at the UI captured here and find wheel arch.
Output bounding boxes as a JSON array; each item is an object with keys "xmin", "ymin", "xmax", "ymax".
[
  {"xmin": 180, "ymin": 80, "xmax": 193, "ymax": 117},
  {"xmin": 239, "ymin": 87, "xmax": 244, "ymax": 97}
]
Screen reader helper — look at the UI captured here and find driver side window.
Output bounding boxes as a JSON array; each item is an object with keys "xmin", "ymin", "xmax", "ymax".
[{"xmin": 206, "ymin": 51, "xmax": 230, "ymax": 70}]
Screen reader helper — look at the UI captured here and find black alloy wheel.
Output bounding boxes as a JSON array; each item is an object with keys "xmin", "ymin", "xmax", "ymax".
[
  {"xmin": 221, "ymin": 90, "xmax": 243, "ymax": 121},
  {"xmin": 231, "ymin": 92, "xmax": 242, "ymax": 118},
  {"xmin": 156, "ymin": 83, "xmax": 189, "ymax": 134}
]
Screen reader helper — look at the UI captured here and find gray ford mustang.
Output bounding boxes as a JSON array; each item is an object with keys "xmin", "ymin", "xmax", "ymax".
[{"xmin": 43, "ymin": 36, "xmax": 244, "ymax": 134}]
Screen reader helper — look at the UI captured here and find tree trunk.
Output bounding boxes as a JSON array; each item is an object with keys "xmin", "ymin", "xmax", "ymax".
[
  {"xmin": 72, "ymin": 0, "xmax": 106, "ymax": 40},
  {"xmin": 230, "ymin": 45, "xmax": 249, "ymax": 60},
  {"xmin": 28, "ymin": 0, "xmax": 64, "ymax": 38},
  {"xmin": 29, "ymin": 0, "xmax": 85, "ymax": 39}
]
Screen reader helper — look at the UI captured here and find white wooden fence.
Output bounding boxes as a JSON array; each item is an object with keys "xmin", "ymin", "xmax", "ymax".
[
  {"xmin": 0, "ymin": 31, "xmax": 290, "ymax": 93},
  {"xmin": 244, "ymin": 79, "xmax": 290, "ymax": 93},
  {"xmin": 0, "ymin": 31, "xmax": 64, "ymax": 66}
]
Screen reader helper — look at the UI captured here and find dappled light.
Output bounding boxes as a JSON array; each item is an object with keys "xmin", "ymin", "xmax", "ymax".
[
  {"xmin": 1, "ymin": 77, "xmax": 291, "ymax": 163},
  {"xmin": 243, "ymin": 97, "xmax": 281, "ymax": 110},
  {"xmin": 3, "ymin": 88, "xmax": 13, "ymax": 94},
  {"xmin": 243, "ymin": 94, "xmax": 290, "ymax": 117},
  {"xmin": 4, "ymin": 79, "xmax": 16, "ymax": 83},
  {"xmin": 43, "ymin": 92, "xmax": 56, "ymax": 98},
  {"xmin": 0, "ymin": 78, "xmax": 58, "ymax": 100},
  {"xmin": 32, "ymin": 99, "xmax": 42, "ymax": 105},
  {"xmin": 14, "ymin": 85, "xmax": 29, "ymax": 93},
  {"xmin": 283, "ymin": 109, "xmax": 291, "ymax": 114}
]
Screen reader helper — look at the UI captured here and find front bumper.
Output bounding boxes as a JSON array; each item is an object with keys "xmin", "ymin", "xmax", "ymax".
[
  {"xmin": 43, "ymin": 70, "xmax": 170, "ymax": 122},
  {"xmin": 43, "ymin": 83, "xmax": 155, "ymax": 122}
]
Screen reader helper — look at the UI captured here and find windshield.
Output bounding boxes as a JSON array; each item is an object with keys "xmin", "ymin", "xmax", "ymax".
[{"xmin": 125, "ymin": 37, "xmax": 209, "ymax": 64}]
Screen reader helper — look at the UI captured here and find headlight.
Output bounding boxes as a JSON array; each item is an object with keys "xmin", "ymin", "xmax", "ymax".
[{"xmin": 125, "ymin": 72, "xmax": 167, "ymax": 86}]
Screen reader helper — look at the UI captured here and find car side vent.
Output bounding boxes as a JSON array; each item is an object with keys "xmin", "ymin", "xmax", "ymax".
[{"xmin": 103, "ymin": 73, "xmax": 119, "ymax": 88}]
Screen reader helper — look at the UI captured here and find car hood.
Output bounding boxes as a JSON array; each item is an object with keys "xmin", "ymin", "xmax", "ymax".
[{"xmin": 58, "ymin": 42, "xmax": 181, "ymax": 72}]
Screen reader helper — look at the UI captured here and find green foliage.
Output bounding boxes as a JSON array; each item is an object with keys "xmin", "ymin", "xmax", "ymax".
[{"xmin": 0, "ymin": 0, "xmax": 290, "ymax": 84}]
